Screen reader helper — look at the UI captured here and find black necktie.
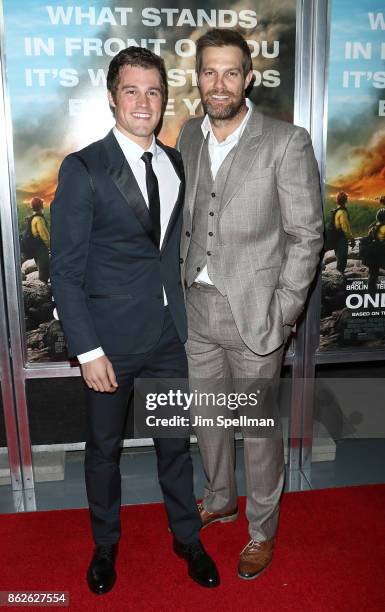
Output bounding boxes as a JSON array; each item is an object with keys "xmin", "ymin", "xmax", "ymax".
[{"xmin": 141, "ymin": 152, "xmax": 161, "ymax": 248}]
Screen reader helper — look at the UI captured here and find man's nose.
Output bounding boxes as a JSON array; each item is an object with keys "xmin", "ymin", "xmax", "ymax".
[
  {"xmin": 213, "ymin": 73, "xmax": 225, "ymax": 89},
  {"xmin": 136, "ymin": 91, "xmax": 150, "ymax": 106}
]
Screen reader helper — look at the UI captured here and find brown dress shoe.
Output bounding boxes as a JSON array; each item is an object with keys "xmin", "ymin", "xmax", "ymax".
[
  {"xmin": 238, "ymin": 538, "xmax": 275, "ymax": 580},
  {"xmin": 198, "ymin": 503, "xmax": 238, "ymax": 528}
]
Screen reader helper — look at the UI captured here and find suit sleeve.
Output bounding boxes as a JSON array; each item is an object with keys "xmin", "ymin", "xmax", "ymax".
[
  {"xmin": 276, "ymin": 127, "xmax": 324, "ymax": 325},
  {"xmin": 50, "ymin": 154, "xmax": 101, "ymax": 356}
]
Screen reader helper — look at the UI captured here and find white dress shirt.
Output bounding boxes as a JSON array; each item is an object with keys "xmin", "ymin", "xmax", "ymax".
[
  {"xmin": 195, "ymin": 99, "xmax": 252, "ymax": 285},
  {"xmin": 77, "ymin": 127, "xmax": 180, "ymax": 364}
]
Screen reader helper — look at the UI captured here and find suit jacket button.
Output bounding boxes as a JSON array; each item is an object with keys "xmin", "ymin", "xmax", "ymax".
[
  {"xmin": 208, "ymin": 232, "xmax": 213, "ymax": 236},
  {"xmin": 211, "ymin": 193, "xmax": 216, "ymax": 198},
  {"xmin": 207, "ymin": 251, "xmax": 212, "ymax": 256},
  {"xmin": 197, "ymin": 267, "xmax": 201, "ymax": 271},
  {"xmin": 179, "ymin": 258, "xmax": 184, "ymax": 264},
  {"xmin": 186, "ymin": 231, "xmax": 191, "ymax": 237},
  {"xmin": 209, "ymin": 211, "xmax": 214, "ymax": 216}
]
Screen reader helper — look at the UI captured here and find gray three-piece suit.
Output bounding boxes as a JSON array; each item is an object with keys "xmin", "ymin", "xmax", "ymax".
[{"xmin": 178, "ymin": 101, "xmax": 323, "ymax": 541}]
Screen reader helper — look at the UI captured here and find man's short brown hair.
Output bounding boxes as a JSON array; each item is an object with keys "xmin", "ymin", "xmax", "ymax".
[
  {"xmin": 107, "ymin": 46, "xmax": 168, "ymax": 111},
  {"xmin": 195, "ymin": 28, "xmax": 252, "ymax": 76}
]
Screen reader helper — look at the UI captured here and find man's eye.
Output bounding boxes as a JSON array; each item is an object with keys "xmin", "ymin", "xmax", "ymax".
[
  {"xmin": 148, "ymin": 90, "xmax": 160, "ymax": 97},
  {"xmin": 228, "ymin": 71, "xmax": 238, "ymax": 77},
  {"xmin": 126, "ymin": 89, "xmax": 136, "ymax": 95},
  {"xmin": 204, "ymin": 71, "xmax": 213, "ymax": 76}
]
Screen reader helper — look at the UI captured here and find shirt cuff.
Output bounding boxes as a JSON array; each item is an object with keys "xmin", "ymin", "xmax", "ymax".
[{"xmin": 77, "ymin": 347, "xmax": 105, "ymax": 364}]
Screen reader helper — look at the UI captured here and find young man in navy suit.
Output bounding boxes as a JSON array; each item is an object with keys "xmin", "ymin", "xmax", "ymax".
[{"xmin": 50, "ymin": 47, "xmax": 219, "ymax": 594}]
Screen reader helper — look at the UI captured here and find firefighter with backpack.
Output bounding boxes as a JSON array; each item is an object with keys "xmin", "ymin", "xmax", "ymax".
[
  {"xmin": 21, "ymin": 197, "xmax": 50, "ymax": 283},
  {"xmin": 325, "ymin": 191, "xmax": 355, "ymax": 275},
  {"xmin": 360, "ymin": 200, "xmax": 385, "ymax": 295}
]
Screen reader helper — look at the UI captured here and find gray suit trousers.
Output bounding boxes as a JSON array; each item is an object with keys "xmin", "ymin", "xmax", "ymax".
[{"xmin": 186, "ymin": 283, "xmax": 285, "ymax": 542}]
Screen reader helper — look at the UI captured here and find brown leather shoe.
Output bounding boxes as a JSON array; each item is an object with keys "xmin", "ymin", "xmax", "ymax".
[
  {"xmin": 238, "ymin": 538, "xmax": 275, "ymax": 580},
  {"xmin": 198, "ymin": 503, "xmax": 238, "ymax": 529}
]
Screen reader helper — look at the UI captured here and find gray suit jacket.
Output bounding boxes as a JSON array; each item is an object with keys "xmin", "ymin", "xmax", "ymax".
[{"xmin": 179, "ymin": 102, "xmax": 324, "ymax": 355}]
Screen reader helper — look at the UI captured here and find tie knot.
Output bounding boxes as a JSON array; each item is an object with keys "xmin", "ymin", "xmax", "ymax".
[{"xmin": 141, "ymin": 152, "xmax": 153, "ymax": 165}]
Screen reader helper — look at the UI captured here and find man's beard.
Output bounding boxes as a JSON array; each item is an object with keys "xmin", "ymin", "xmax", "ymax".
[{"xmin": 202, "ymin": 91, "xmax": 245, "ymax": 121}]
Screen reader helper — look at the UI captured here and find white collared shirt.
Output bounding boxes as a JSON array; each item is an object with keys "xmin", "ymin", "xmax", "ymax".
[
  {"xmin": 77, "ymin": 127, "xmax": 180, "ymax": 364},
  {"xmin": 195, "ymin": 99, "xmax": 252, "ymax": 285},
  {"xmin": 112, "ymin": 127, "xmax": 180, "ymax": 247}
]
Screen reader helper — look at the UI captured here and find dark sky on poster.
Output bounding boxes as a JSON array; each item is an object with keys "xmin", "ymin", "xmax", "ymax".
[{"xmin": 2, "ymin": 0, "xmax": 297, "ymax": 206}]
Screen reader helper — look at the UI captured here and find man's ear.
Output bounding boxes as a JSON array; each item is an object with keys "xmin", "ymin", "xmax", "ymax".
[
  {"xmin": 244, "ymin": 70, "xmax": 253, "ymax": 90},
  {"xmin": 107, "ymin": 90, "xmax": 116, "ymax": 109}
]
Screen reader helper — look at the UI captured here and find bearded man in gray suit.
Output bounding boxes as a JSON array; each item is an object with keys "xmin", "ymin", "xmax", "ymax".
[{"xmin": 178, "ymin": 29, "xmax": 323, "ymax": 580}]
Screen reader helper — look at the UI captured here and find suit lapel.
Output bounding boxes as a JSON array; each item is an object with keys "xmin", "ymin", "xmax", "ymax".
[
  {"xmin": 102, "ymin": 130, "xmax": 157, "ymax": 247},
  {"xmin": 220, "ymin": 106, "xmax": 265, "ymax": 212},
  {"xmin": 157, "ymin": 140, "xmax": 185, "ymax": 253},
  {"xmin": 186, "ymin": 125, "xmax": 207, "ymax": 215}
]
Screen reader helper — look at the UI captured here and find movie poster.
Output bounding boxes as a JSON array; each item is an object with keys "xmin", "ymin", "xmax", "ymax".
[
  {"xmin": 1, "ymin": 0, "xmax": 297, "ymax": 362},
  {"xmin": 320, "ymin": 0, "xmax": 385, "ymax": 351}
]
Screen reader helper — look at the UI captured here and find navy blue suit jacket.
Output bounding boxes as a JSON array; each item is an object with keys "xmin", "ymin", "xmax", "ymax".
[{"xmin": 50, "ymin": 130, "xmax": 187, "ymax": 357}]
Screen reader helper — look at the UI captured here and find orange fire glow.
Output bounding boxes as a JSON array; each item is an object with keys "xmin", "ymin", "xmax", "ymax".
[{"xmin": 331, "ymin": 131, "xmax": 385, "ymax": 199}]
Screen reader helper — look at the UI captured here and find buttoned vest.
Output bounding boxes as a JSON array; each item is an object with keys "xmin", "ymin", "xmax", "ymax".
[{"xmin": 184, "ymin": 137, "xmax": 238, "ymax": 294}]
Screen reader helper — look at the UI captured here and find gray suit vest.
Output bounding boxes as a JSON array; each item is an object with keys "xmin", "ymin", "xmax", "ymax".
[{"xmin": 184, "ymin": 136, "xmax": 238, "ymax": 294}]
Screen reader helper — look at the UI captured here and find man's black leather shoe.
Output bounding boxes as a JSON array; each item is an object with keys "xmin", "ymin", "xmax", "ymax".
[
  {"xmin": 173, "ymin": 539, "xmax": 220, "ymax": 588},
  {"xmin": 87, "ymin": 544, "xmax": 117, "ymax": 595}
]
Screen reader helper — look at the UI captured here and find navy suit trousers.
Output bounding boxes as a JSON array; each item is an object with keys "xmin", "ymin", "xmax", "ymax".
[{"xmin": 84, "ymin": 307, "xmax": 201, "ymax": 545}]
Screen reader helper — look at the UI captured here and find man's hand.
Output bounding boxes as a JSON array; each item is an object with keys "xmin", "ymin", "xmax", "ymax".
[{"xmin": 81, "ymin": 355, "xmax": 118, "ymax": 393}]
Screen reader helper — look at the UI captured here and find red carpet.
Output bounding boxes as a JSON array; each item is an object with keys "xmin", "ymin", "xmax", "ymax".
[{"xmin": 1, "ymin": 485, "xmax": 385, "ymax": 611}]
